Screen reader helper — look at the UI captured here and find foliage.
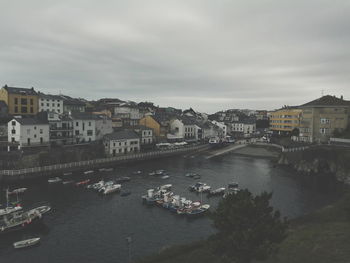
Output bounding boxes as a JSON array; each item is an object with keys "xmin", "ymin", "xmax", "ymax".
[{"xmin": 210, "ymin": 189, "xmax": 288, "ymax": 263}]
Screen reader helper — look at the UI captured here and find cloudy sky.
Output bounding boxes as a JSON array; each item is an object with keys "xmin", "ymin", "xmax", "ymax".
[{"xmin": 0, "ymin": 0, "xmax": 349, "ymax": 113}]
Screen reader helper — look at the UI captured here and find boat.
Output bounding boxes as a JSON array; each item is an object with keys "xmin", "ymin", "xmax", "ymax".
[
  {"xmin": 98, "ymin": 181, "xmax": 114, "ymax": 192},
  {"xmin": 155, "ymin": 170, "xmax": 165, "ymax": 175},
  {"xmin": 228, "ymin": 182, "xmax": 239, "ymax": 189},
  {"xmin": 48, "ymin": 177, "xmax": 62, "ymax": 184},
  {"xmin": 120, "ymin": 191, "xmax": 131, "ymax": 197},
  {"xmin": 148, "ymin": 172, "xmax": 156, "ymax": 176},
  {"xmin": 189, "ymin": 182, "xmax": 211, "ymax": 193},
  {"xmin": 103, "ymin": 184, "xmax": 121, "ymax": 195},
  {"xmin": 115, "ymin": 177, "xmax": 131, "ymax": 183},
  {"xmin": 84, "ymin": 170, "xmax": 94, "ymax": 175},
  {"xmin": 208, "ymin": 187, "xmax": 226, "ymax": 197},
  {"xmin": 62, "ymin": 180, "xmax": 74, "ymax": 185},
  {"xmin": 161, "ymin": 175, "xmax": 170, "ymax": 179},
  {"xmin": 186, "ymin": 204, "xmax": 210, "ymax": 216},
  {"xmin": 13, "ymin": 237, "xmax": 40, "ymax": 249},
  {"xmin": 8, "ymin": 188, "xmax": 27, "ymax": 195},
  {"xmin": 92, "ymin": 180, "xmax": 105, "ymax": 190},
  {"xmin": 159, "ymin": 184, "xmax": 172, "ymax": 190},
  {"xmin": 75, "ymin": 179, "xmax": 90, "ymax": 186},
  {"xmin": 63, "ymin": 172, "xmax": 72, "ymax": 176},
  {"xmin": 0, "ymin": 204, "xmax": 51, "ymax": 235},
  {"xmin": 104, "ymin": 168, "xmax": 114, "ymax": 172},
  {"xmin": 133, "ymin": 170, "xmax": 142, "ymax": 175}
]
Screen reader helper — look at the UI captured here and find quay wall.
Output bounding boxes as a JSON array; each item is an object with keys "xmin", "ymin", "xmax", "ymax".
[{"xmin": 0, "ymin": 144, "xmax": 210, "ymax": 182}]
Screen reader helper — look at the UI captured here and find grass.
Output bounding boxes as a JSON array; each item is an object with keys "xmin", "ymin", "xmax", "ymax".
[{"xmin": 136, "ymin": 189, "xmax": 350, "ymax": 263}]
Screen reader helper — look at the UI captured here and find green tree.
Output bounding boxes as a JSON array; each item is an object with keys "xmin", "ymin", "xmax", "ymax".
[{"xmin": 210, "ymin": 189, "xmax": 288, "ymax": 263}]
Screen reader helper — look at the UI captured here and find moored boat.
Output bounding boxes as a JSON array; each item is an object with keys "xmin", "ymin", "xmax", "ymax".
[
  {"xmin": 62, "ymin": 180, "xmax": 74, "ymax": 185},
  {"xmin": 103, "ymin": 184, "xmax": 121, "ymax": 195},
  {"xmin": 208, "ymin": 187, "xmax": 226, "ymax": 197},
  {"xmin": 161, "ymin": 175, "xmax": 170, "ymax": 179},
  {"xmin": 84, "ymin": 170, "xmax": 94, "ymax": 175},
  {"xmin": 75, "ymin": 179, "xmax": 90, "ymax": 186},
  {"xmin": 8, "ymin": 188, "xmax": 27, "ymax": 195},
  {"xmin": 48, "ymin": 177, "xmax": 62, "ymax": 184},
  {"xmin": 13, "ymin": 237, "xmax": 40, "ymax": 249}
]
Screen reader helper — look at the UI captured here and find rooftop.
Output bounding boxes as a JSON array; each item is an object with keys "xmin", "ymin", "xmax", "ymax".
[
  {"xmin": 2, "ymin": 85, "xmax": 37, "ymax": 95},
  {"xmin": 104, "ymin": 130, "xmax": 140, "ymax": 141},
  {"xmin": 13, "ymin": 117, "xmax": 49, "ymax": 125},
  {"xmin": 301, "ymin": 95, "xmax": 350, "ymax": 107}
]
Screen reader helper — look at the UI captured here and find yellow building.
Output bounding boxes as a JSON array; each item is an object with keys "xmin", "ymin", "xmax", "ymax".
[
  {"xmin": 269, "ymin": 108, "xmax": 302, "ymax": 133},
  {"xmin": 139, "ymin": 115, "xmax": 161, "ymax": 137},
  {"xmin": 0, "ymin": 85, "xmax": 39, "ymax": 115}
]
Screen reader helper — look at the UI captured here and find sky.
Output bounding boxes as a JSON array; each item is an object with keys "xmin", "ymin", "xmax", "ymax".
[{"xmin": 0, "ymin": 0, "xmax": 349, "ymax": 113}]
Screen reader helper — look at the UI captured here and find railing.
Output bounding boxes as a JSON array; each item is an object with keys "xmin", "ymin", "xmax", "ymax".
[{"xmin": 0, "ymin": 144, "xmax": 209, "ymax": 177}]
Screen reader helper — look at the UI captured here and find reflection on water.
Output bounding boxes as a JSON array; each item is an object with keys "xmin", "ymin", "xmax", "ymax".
[{"xmin": 0, "ymin": 154, "xmax": 340, "ymax": 263}]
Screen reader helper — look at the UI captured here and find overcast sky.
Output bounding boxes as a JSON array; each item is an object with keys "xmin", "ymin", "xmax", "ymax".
[{"xmin": 0, "ymin": 0, "xmax": 349, "ymax": 113}]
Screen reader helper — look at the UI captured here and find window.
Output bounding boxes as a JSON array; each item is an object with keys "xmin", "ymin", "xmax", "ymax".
[
  {"xmin": 27, "ymin": 129, "xmax": 30, "ymax": 135},
  {"xmin": 34, "ymin": 126, "xmax": 37, "ymax": 130},
  {"xmin": 14, "ymin": 106, "xmax": 18, "ymax": 113},
  {"xmin": 30, "ymin": 99, "xmax": 33, "ymax": 105},
  {"xmin": 34, "ymin": 134, "xmax": 37, "ymax": 138},
  {"xmin": 320, "ymin": 118, "xmax": 330, "ymax": 124},
  {"xmin": 21, "ymin": 106, "xmax": 27, "ymax": 113},
  {"xmin": 41, "ymin": 103, "xmax": 44, "ymax": 106},
  {"xmin": 12, "ymin": 121, "xmax": 16, "ymax": 126},
  {"xmin": 21, "ymin": 98, "xmax": 28, "ymax": 105},
  {"xmin": 40, "ymin": 129, "xmax": 43, "ymax": 134},
  {"xmin": 11, "ymin": 129, "xmax": 15, "ymax": 134},
  {"xmin": 30, "ymin": 107, "xmax": 33, "ymax": 113},
  {"xmin": 88, "ymin": 122, "xmax": 91, "ymax": 126},
  {"xmin": 14, "ymin": 98, "xmax": 18, "ymax": 104},
  {"xmin": 87, "ymin": 130, "xmax": 93, "ymax": 136},
  {"xmin": 47, "ymin": 103, "xmax": 49, "ymax": 107},
  {"xmin": 76, "ymin": 122, "xmax": 79, "ymax": 126},
  {"xmin": 75, "ymin": 130, "xmax": 79, "ymax": 135}
]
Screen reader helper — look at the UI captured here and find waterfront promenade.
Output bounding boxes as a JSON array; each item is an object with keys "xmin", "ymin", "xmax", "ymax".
[{"xmin": 0, "ymin": 144, "xmax": 210, "ymax": 182}]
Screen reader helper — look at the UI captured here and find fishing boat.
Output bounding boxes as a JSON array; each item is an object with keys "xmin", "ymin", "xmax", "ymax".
[
  {"xmin": 0, "ymin": 205, "xmax": 22, "ymax": 217},
  {"xmin": 75, "ymin": 179, "xmax": 90, "ymax": 186},
  {"xmin": 103, "ymin": 184, "xmax": 121, "ymax": 195},
  {"xmin": 98, "ymin": 181, "xmax": 114, "ymax": 193},
  {"xmin": 189, "ymin": 182, "xmax": 211, "ymax": 193},
  {"xmin": 8, "ymin": 188, "xmax": 27, "ymax": 195},
  {"xmin": 48, "ymin": 177, "xmax": 62, "ymax": 184},
  {"xmin": 13, "ymin": 237, "xmax": 40, "ymax": 249},
  {"xmin": 115, "ymin": 177, "xmax": 131, "ymax": 183},
  {"xmin": 208, "ymin": 187, "xmax": 226, "ymax": 197},
  {"xmin": 186, "ymin": 204, "xmax": 210, "ymax": 216},
  {"xmin": 62, "ymin": 180, "xmax": 74, "ymax": 185},
  {"xmin": 84, "ymin": 170, "xmax": 94, "ymax": 175},
  {"xmin": 161, "ymin": 175, "xmax": 170, "ymax": 179}
]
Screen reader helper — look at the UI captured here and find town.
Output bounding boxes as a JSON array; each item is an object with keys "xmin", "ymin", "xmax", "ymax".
[{"xmin": 0, "ymin": 84, "xmax": 349, "ymax": 166}]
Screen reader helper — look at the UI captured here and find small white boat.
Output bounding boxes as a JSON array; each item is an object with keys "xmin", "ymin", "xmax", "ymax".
[
  {"xmin": 13, "ymin": 237, "xmax": 41, "ymax": 249},
  {"xmin": 63, "ymin": 172, "xmax": 72, "ymax": 176},
  {"xmin": 62, "ymin": 180, "xmax": 74, "ymax": 185},
  {"xmin": 48, "ymin": 177, "xmax": 62, "ymax": 184},
  {"xmin": 84, "ymin": 170, "xmax": 94, "ymax": 175},
  {"xmin": 161, "ymin": 175, "xmax": 170, "ymax": 179},
  {"xmin": 160, "ymin": 184, "xmax": 172, "ymax": 190},
  {"xmin": 148, "ymin": 172, "xmax": 156, "ymax": 176},
  {"xmin": 103, "ymin": 184, "xmax": 121, "ymax": 195},
  {"xmin": 155, "ymin": 170, "xmax": 165, "ymax": 175},
  {"xmin": 9, "ymin": 188, "xmax": 27, "ymax": 195}
]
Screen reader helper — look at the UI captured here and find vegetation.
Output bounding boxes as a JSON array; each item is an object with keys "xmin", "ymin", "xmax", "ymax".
[{"xmin": 137, "ymin": 188, "xmax": 350, "ymax": 263}]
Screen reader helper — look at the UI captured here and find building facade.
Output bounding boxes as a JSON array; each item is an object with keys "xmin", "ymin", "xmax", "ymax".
[
  {"xmin": 269, "ymin": 108, "xmax": 302, "ymax": 134},
  {"xmin": 0, "ymin": 85, "xmax": 39, "ymax": 116},
  {"xmin": 8, "ymin": 118, "xmax": 50, "ymax": 148},
  {"xmin": 38, "ymin": 93, "xmax": 64, "ymax": 114},
  {"xmin": 103, "ymin": 130, "xmax": 140, "ymax": 156}
]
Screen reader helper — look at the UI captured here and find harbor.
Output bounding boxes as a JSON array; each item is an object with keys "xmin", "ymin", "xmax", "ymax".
[{"xmin": 0, "ymin": 152, "xmax": 340, "ymax": 263}]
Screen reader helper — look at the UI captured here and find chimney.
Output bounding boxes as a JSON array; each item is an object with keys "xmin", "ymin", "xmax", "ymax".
[{"xmin": 341, "ymin": 95, "xmax": 343, "ymax": 100}]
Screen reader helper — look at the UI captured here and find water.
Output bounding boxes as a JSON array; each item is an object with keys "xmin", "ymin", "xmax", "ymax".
[{"xmin": 0, "ymin": 153, "xmax": 340, "ymax": 263}]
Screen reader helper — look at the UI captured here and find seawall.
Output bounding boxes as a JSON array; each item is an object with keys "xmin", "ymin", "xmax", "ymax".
[{"xmin": 0, "ymin": 144, "xmax": 210, "ymax": 182}]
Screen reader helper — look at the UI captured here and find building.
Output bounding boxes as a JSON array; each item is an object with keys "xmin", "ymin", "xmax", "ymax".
[
  {"xmin": 103, "ymin": 130, "xmax": 140, "ymax": 156},
  {"xmin": 229, "ymin": 119, "xmax": 256, "ymax": 136},
  {"xmin": 0, "ymin": 100, "xmax": 8, "ymax": 117},
  {"xmin": 60, "ymin": 95, "xmax": 86, "ymax": 113},
  {"xmin": 269, "ymin": 108, "xmax": 302, "ymax": 134},
  {"xmin": 0, "ymin": 85, "xmax": 39, "ymax": 116},
  {"xmin": 38, "ymin": 93, "xmax": 64, "ymax": 114},
  {"xmin": 45, "ymin": 112, "xmax": 75, "ymax": 145},
  {"xmin": 71, "ymin": 113, "xmax": 112, "ymax": 143},
  {"xmin": 114, "ymin": 104, "xmax": 142, "ymax": 127},
  {"xmin": 134, "ymin": 126, "xmax": 154, "ymax": 146},
  {"xmin": 8, "ymin": 117, "xmax": 49, "ymax": 148},
  {"xmin": 211, "ymin": 120, "xmax": 227, "ymax": 138},
  {"xmin": 298, "ymin": 95, "xmax": 350, "ymax": 143},
  {"xmin": 139, "ymin": 114, "xmax": 172, "ymax": 139}
]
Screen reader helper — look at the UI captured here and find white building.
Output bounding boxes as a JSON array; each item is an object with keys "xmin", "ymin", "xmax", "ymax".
[
  {"xmin": 167, "ymin": 117, "xmax": 199, "ymax": 142},
  {"xmin": 72, "ymin": 113, "xmax": 112, "ymax": 143},
  {"xmin": 103, "ymin": 130, "xmax": 140, "ymax": 156},
  {"xmin": 229, "ymin": 119, "xmax": 256, "ymax": 136},
  {"xmin": 8, "ymin": 118, "xmax": 50, "ymax": 148},
  {"xmin": 167, "ymin": 118, "xmax": 185, "ymax": 141},
  {"xmin": 211, "ymin": 120, "xmax": 227, "ymax": 138},
  {"xmin": 38, "ymin": 93, "xmax": 64, "ymax": 114},
  {"xmin": 114, "ymin": 104, "xmax": 143, "ymax": 126}
]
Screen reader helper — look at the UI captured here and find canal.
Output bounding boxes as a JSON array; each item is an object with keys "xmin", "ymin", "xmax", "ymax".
[{"xmin": 0, "ymin": 152, "xmax": 340, "ymax": 263}]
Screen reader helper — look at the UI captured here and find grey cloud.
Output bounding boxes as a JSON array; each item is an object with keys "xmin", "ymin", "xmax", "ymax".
[{"xmin": 0, "ymin": 0, "xmax": 349, "ymax": 113}]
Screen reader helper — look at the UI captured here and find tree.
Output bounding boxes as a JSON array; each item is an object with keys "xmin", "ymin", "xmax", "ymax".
[{"xmin": 210, "ymin": 189, "xmax": 288, "ymax": 263}]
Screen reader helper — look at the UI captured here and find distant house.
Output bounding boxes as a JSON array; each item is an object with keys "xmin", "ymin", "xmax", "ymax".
[
  {"xmin": 0, "ymin": 85, "xmax": 39, "ymax": 116},
  {"xmin": 211, "ymin": 120, "xmax": 227, "ymax": 138},
  {"xmin": 38, "ymin": 92, "xmax": 64, "ymax": 114},
  {"xmin": 103, "ymin": 130, "xmax": 140, "ymax": 157},
  {"xmin": 229, "ymin": 119, "xmax": 256, "ymax": 136},
  {"xmin": 139, "ymin": 113, "xmax": 174, "ymax": 139},
  {"xmin": 114, "ymin": 104, "xmax": 142, "ymax": 127},
  {"xmin": 134, "ymin": 126, "xmax": 154, "ymax": 146},
  {"xmin": 71, "ymin": 113, "xmax": 113, "ymax": 143},
  {"xmin": 60, "ymin": 95, "xmax": 86, "ymax": 113},
  {"xmin": 8, "ymin": 117, "xmax": 50, "ymax": 148}
]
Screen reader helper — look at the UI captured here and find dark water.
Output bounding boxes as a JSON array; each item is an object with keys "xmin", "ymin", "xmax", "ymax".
[{"xmin": 0, "ymin": 153, "xmax": 340, "ymax": 263}]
